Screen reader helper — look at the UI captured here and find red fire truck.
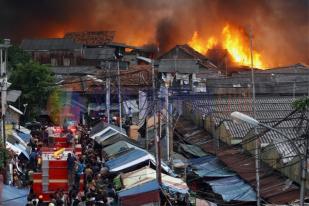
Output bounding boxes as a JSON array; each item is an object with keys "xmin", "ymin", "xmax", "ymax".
[{"xmin": 32, "ymin": 129, "xmax": 83, "ymax": 201}]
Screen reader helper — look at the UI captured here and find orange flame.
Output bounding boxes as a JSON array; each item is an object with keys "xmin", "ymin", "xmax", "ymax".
[
  {"xmin": 188, "ymin": 24, "xmax": 265, "ymax": 68},
  {"xmin": 188, "ymin": 32, "xmax": 218, "ymax": 54}
]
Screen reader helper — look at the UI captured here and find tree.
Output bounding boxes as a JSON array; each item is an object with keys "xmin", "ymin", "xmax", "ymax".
[
  {"xmin": 292, "ymin": 97, "xmax": 309, "ymax": 112},
  {"xmin": 8, "ymin": 47, "xmax": 55, "ymax": 121}
]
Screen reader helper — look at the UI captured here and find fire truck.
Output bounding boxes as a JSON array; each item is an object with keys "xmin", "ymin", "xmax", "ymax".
[{"xmin": 32, "ymin": 126, "xmax": 83, "ymax": 201}]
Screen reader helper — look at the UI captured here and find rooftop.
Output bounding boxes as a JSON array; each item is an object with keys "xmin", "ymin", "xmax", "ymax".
[{"xmin": 175, "ymin": 118, "xmax": 301, "ymax": 204}]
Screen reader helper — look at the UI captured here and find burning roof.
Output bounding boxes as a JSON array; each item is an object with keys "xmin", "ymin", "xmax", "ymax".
[{"xmin": 64, "ymin": 31, "xmax": 115, "ymax": 46}]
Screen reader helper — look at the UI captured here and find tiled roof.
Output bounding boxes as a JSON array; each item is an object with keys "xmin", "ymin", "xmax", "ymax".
[{"xmin": 64, "ymin": 31, "xmax": 115, "ymax": 46}]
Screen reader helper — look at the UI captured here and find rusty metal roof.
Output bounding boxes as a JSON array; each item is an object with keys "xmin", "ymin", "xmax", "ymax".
[{"xmin": 175, "ymin": 118, "xmax": 301, "ymax": 204}]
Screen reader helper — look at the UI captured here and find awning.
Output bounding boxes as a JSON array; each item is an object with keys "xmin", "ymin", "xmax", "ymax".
[
  {"xmin": 106, "ymin": 148, "xmax": 173, "ymax": 175},
  {"xmin": 121, "ymin": 166, "xmax": 189, "ymax": 194},
  {"xmin": 11, "ymin": 131, "xmax": 28, "ymax": 148},
  {"xmin": 106, "ymin": 149, "xmax": 154, "ymax": 172},
  {"xmin": 8, "ymin": 105, "xmax": 23, "ymax": 115},
  {"xmin": 7, "ymin": 90, "xmax": 22, "ymax": 102},
  {"xmin": 207, "ymin": 176, "xmax": 256, "ymax": 202},
  {"xmin": 16, "ymin": 131, "xmax": 31, "ymax": 143},
  {"xmin": 6, "ymin": 142, "xmax": 29, "ymax": 159},
  {"xmin": 90, "ymin": 122, "xmax": 127, "ymax": 141},
  {"xmin": 118, "ymin": 180, "xmax": 160, "ymax": 198},
  {"xmin": 189, "ymin": 156, "xmax": 235, "ymax": 177},
  {"xmin": 103, "ymin": 140, "xmax": 140, "ymax": 158}
]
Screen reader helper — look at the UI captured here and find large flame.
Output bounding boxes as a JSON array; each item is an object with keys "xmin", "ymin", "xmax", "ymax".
[{"xmin": 188, "ymin": 24, "xmax": 265, "ymax": 68}]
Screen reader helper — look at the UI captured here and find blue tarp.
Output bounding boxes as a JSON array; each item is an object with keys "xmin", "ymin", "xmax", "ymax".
[
  {"xmin": 16, "ymin": 131, "xmax": 31, "ymax": 143},
  {"xmin": 189, "ymin": 156, "xmax": 235, "ymax": 177},
  {"xmin": 1, "ymin": 185, "xmax": 29, "ymax": 206},
  {"xmin": 207, "ymin": 176, "xmax": 256, "ymax": 202},
  {"xmin": 118, "ymin": 180, "xmax": 160, "ymax": 198}
]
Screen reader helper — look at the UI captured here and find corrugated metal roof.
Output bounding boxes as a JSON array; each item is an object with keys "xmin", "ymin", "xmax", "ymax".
[
  {"xmin": 84, "ymin": 47, "xmax": 115, "ymax": 60},
  {"xmin": 189, "ymin": 156, "xmax": 235, "ymax": 177},
  {"xmin": 20, "ymin": 38, "xmax": 82, "ymax": 50},
  {"xmin": 207, "ymin": 176, "xmax": 256, "ymax": 202},
  {"xmin": 7, "ymin": 90, "xmax": 22, "ymax": 102},
  {"xmin": 121, "ymin": 166, "xmax": 188, "ymax": 194},
  {"xmin": 175, "ymin": 118, "xmax": 301, "ymax": 204},
  {"xmin": 118, "ymin": 179, "xmax": 160, "ymax": 198}
]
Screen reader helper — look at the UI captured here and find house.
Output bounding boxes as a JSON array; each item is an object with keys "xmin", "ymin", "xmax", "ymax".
[
  {"xmin": 206, "ymin": 63, "xmax": 309, "ymax": 95},
  {"xmin": 20, "ymin": 38, "xmax": 83, "ymax": 66},
  {"xmin": 182, "ymin": 95, "xmax": 309, "ymax": 192},
  {"xmin": 157, "ymin": 44, "xmax": 219, "ymax": 92}
]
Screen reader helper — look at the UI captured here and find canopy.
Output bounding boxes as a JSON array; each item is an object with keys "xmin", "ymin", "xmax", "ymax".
[
  {"xmin": 106, "ymin": 148, "xmax": 173, "ymax": 175},
  {"xmin": 118, "ymin": 180, "xmax": 160, "ymax": 198},
  {"xmin": 6, "ymin": 142, "xmax": 29, "ymax": 159},
  {"xmin": 89, "ymin": 122, "xmax": 127, "ymax": 144},
  {"xmin": 16, "ymin": 131, "xmax": 31, "ymax": 143},
  {"xmin": 103, "ymin": 140, "xmax": 140, "ymax": 158},
  {"xmin": 189, "ymin": 156, "xmax": 235, "ymax": 177},
  {"xmin": 207, "ymin": 176, "xmax": 256, "ymax": 202},
  {"xmin": 121, "ymin": 166, "xmax": 189, "ymax": 194}
]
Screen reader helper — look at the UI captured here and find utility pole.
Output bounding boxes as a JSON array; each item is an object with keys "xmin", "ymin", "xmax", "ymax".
[
  {"xmin": 225, "ymin": 54, "xmax": 228, "ymax": 77},
  {"xmin": 300, "ymin": 133, "xmax": 308, "ymax": 206},
  {"xmin": 0, "ymin": 39, "xmax": 10, "ymax": 146},
  {"xmin": 249, "ymin": 29, "xmax": 260, "ymax": 206},
  {"xmin": 106, "ymin": 62, "xmax": 111, "ymax": 124},
  {"xmin": 293, "ymin": 81, "xmax": 296, "ymax": 100},
  {"xmin": 165, "ymin": 84, "xmax": 170, "ymax": 162},
  {"xmin": 169, "ymin": 102, "xmax": 174, "ymax": 168},
  {"xmin": 156, "ymin": 111, "xmax": 162, "ymax": 186},
  {"xmin": 117, "ymin": 60, "xmax": 122, "ymax": 131}
]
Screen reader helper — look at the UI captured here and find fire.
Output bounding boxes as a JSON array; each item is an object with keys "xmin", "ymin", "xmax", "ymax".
[
  {"xmin": 188, "ymin": 32, "xmax": 217, "ymax": 54},
  {"xmin": 188, "ymin": 24, "xmax": 265, "ymax": 68}
]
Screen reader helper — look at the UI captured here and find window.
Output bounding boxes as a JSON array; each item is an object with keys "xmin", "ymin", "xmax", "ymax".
[
  {"xmin": 51, "ymin": 58, "xmax": 58, "ymax": 66},
  {"xmin": 63, "ymin": 58, "xmax": 70, "ymax": 66}
]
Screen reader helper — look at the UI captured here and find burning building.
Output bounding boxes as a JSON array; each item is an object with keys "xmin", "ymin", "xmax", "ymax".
[{"xmin": 1, "ymin": 0, "xmax": 308, "ymax": 68}]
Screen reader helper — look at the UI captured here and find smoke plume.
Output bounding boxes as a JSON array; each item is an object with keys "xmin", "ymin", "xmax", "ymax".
[{"xmin": 0, "ymin": 0, "xmax": 308, "ymax": 67}]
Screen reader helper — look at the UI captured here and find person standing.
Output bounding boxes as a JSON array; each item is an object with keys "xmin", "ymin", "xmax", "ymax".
[
  {"xmin": 128, "ymin": 107, "xmax": 133, "ymax": 125},
  {"xmin": 67, "ymin": 153, "xmax": 76, "ymax": 189},
  {"xmin": 74, "ymin": 158, "xmax": 85, "ymax": 190}
]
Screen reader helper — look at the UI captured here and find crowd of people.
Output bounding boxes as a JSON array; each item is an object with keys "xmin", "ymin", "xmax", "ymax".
[{"xmin": 24, "ymin": 124, "xmax": 118, "ymax": 206}]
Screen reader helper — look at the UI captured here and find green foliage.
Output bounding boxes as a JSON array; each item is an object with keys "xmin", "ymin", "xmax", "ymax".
[
  {"xmin": 292, "ymin": 97, "xmax": 309, "ymax": 111},
  {"xmin": 0, "ymin": 143, "xmax": 8, "ymax": 170},
  {"xmin": 8, "ymin": 45, "xmax": 31, "ymax": 70},
  {"xmin": 7, "ymin": 45, "xmax": 57, "ymax": 121}
]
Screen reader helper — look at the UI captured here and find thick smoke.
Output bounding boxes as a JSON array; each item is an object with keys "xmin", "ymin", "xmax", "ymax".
[{"xmin": 0, "ymin": 0, "xmax": 308, "ymax": 66}]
